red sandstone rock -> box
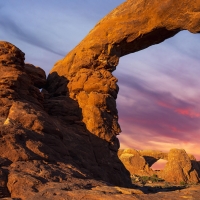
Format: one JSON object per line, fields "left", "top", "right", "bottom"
{"left": 118, "top": 149, "right": 153, "bottom": 176}
{"left": 138, "top": 150, "right": 168, "bottom": 167}
{"left": 162, "top": 149, "right": 199, "bottom": 184}
{"left": 24, "top": 63, "right": 46, "bottom": 89}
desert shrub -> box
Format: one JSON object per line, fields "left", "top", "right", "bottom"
{"left": 150, "top": 174, "right": 164, "bottom": 183}
{"left": 140, "top": 176, "right": 149, "bottom": 184}
{"left": 180, "top": 181, "right": 187, "bottom": 186}
{"left": 131, "top": 174, "right": 164, "bottom": 185}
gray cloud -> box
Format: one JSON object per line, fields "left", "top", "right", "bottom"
{"left": 0, "top": 15, "right": 65, "bottom": 57}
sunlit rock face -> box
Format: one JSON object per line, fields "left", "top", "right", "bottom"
{"left": 162, "top": 149, "right": 200, "bottom": 184}
{"left": 118, "top": 149, "right": 153, "bottom": 176}
{"left": 49, "top": 0, "right": 200, "bottom": 142}
{"left": 118, "top": 149, "right": 168, "bottom": 177}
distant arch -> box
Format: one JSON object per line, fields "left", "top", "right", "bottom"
{"left": 151, "top": 159, "right": 168, "bottom": 171}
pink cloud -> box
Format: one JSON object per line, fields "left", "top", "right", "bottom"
{"left": 175, "top": 108, "right": 200, "bottom": 118}
{"left": 157, "top": 100, "right": 200, "bottom": 118}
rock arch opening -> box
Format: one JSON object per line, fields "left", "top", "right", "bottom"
{"left": 115, "top": 30, "right": 200, "bottom": 159}
{"left": 151, "top": 159, "right": 168, "bottom": 171}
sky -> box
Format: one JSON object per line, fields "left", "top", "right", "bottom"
{"left": 1, "top": 1, "right": 200, "bottom": 161}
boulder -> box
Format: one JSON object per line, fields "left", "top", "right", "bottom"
{"left": 118, "top": 149, "right": 153, "bottom": 176}
{"left": 162, "top": 149, "right": 199, "bottom": 184}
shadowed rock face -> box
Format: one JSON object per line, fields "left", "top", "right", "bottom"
{"left": 49, "top": 0, "right": 200, "bottom": 142}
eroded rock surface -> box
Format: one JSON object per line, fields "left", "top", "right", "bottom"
{"left": 162, "top": 149, "right": 199, "bottom": 184}
{"left": 24, "top": 63, "right": 46, "bottom": 89}
{"left": 118, "top": 149, "right": 153, "bottom": 176}
{"left": 49, "top": 0, "right": 200, "bottom": 143}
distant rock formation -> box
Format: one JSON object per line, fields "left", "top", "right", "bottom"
{"left": 138, "top": 150, "right": 168, "bottom": 167}
{"left": 118, "top": 149, "right": 153, "bottom": 176}
{"left": 162, "top": 149, "right": 199, "bottom": 184}
{"left": 118, "top": 148, "right": 200, "bottom": 184}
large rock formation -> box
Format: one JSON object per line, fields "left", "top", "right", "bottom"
{"left": 119, "top": 148, "right": 200, "bottom": 184}
{"left": 49, "top": 0, "right": 200, "bottom": 143}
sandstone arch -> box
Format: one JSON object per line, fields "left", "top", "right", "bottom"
{"left": 139, "top": 150, "right": 168, "bottom": 167}
{"left": 48, "top": 0, "right": 200, "bottom": 143}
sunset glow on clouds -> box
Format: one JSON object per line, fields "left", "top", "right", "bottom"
{"left": 115, "top": 31, "right": 200, "bottom": 160}
{"left": 1, "top": 1, "right": 200, "bottom": 160}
